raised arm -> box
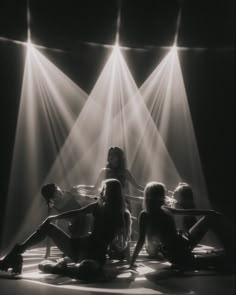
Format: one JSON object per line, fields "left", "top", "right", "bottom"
{"left": 124, "top": 210, "right": 132, "bottom": 242}
{"left": 126, "top": 169, "right": 144, "bottom": 193}
{"left": 166, "top": 206, "right": 220, "bottom": 216}
{"left": 130, "top": 211, "right": 147, "bottom": 268}
{"left": 72, "top": 169, "right": 106, "bottom": 194}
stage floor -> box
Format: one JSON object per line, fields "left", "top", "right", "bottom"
{"left": 0, "top": 245, "right": 235, "bottom": 295}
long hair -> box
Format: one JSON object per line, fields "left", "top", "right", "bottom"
{"left": 99, "top": 178, "right": 126, "bottom": 215}
{"left": 143, "top": 182, "right": 167, "bottom": 214}
{"left": 106, "top": 146, "right": 126, "bottom": 170}
{"left": 173, "top": 182, "right": 195, "bottom": 209}
{"left": 99, "top": 179, "right": 130, "bottom": 246}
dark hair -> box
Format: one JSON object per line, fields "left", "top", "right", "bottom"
{"left": 99, "top": 178, "right": 126, "bottom": 212}
{"left": 173, "top": 182, "right": 195, "bottom": 208}
{"left": 99, "top": 179, "right": 128, "bottom": 242}
{"left": 143, "top": 182, "right": 166, "bottom": 213}
{"left": 106, "top": 146, "right": 126, "bottom": 170}
{"left": 41, "top": 183, "right": 57, "bottom": 202}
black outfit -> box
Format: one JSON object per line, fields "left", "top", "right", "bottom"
{"left": 138, "top": 209, "right": 195, "bottom": 266}
{"left": 71, "top": 203, "right": 129, "bottom": 265}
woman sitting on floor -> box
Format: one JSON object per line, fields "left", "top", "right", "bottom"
{"left": 73, "top": 145, "right": 144, "bottom": 256}
{"left": 130, "top": 181, "right": 235, "bottom": 272}
{"left": 0, "top": 179, "right": 131, "bottom": 280}
{"left": 172, "top": 182, "right": 198, "bottom": 231}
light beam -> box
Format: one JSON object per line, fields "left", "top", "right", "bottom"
{"left": 139, "top": 48, "right": 210, "bottom": 209}
{"left": 2, "top": 46, "right": 87, "bottom": 252}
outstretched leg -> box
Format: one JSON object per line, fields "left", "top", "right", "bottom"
{"left": 0, "top": 218, "right": 80, "bottom": 273}
{"left": 188, "top": 215, "right": 211, "bottom": 248}
{"left": 189, "top": 213, "right": 235, "bottom": 262}
{"left": 18, "top": 219, "right": 78, "bottom": 261}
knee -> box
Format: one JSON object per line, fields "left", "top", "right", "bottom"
{"left": 37, "top": 219, "right": 54, "bottom": 234}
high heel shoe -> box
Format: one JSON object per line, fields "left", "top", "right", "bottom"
{"left": 0, "top": 244, "right": 23, "bottom": 274}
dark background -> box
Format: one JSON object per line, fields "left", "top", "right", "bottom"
{"left": 0, "top": 0, "right": 235, "bottom": 236}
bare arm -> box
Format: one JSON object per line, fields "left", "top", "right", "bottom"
{"left": 126, "top": 195, "right": 143, "bottom": 203}
{"left": 48, "top": 202, "right": 97, "bottom": 221}
{"left": 72, "top": 169, "right": 106, "bottom": 194}
{"left": 124, "top": 210, "right": 132, "bottom": 263}
{"left": 93, "top": 168, "right": 106, "bottom": 189}
{"left": 130, "top": 211, "right": 147, "bottom": 268}
{"left": 166, "top": 206, "right": 220, "bottom": 216}
{"left": 126, "top": 169, "right": 144, "bottom": 192}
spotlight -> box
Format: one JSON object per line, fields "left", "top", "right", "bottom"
{"left": 27, "top": 39, "right": 33, "bottom": 51}
{"left": 171, "top": 44, "right": 177, "bottom": 54}
{"left": 114, "top": 42, "right": 120, "bottom": 52}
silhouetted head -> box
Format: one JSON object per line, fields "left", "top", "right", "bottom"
{"left": 173, "top": 182, "right": 195, "bottom": 209}
{"left": 41, "top": 183, "right": 63, "bottom": 205}
{"left": 99, "top": 178, "right": 126, "bottom": 211}
{"left": 143, "top": 182, "right": 167, "bottom": 213}
{"left": 106, "top": 146, "right": 125, "bottom": 169}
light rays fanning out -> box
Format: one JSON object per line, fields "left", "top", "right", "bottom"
{"left": 44, "top": 45, "right": 180, "bottom": 199}
{"left": 140, "top": 47, "right": 210, "bottom": 208}
{"left": 2, "top": 44, "right": 87, "bottom": 252}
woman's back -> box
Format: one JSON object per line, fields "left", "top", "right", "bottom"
{"left": 87, "top": 179, "right": 129, "bottom": 264}
{"left": 145, "top": 206, "right": 194, "bottom": 264}
{"left": 146, "top": 206, "right": 178, "bottom": 244}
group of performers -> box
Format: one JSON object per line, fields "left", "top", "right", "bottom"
{"left": 0, "top": 146, "right": 235, "bottom": 281}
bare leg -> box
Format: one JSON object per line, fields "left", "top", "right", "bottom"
{"left": 18, "top": 220, "right": 77, "bottom": 261}
{"left": 188, "top": 216, "right": 211, "bottom": 249}
{"left": 189, "top": 214, "right": 235, "bottom": 262}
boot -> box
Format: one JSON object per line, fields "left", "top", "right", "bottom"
{"left": 0, "top": 244, "right": 23, "bottom": 274}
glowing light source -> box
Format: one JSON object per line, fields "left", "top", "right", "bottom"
{"left": 171, "top": 44, "right": 177, "bottom": 54}
{"left": 26, "top": 40, "right": 33, "bottom": 51}
{"left": 114, "top": 42, "right": 120, "bottom": 51}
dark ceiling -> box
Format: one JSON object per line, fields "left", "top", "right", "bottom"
{"left": 0, "top": 0, "right": 234, "bottom": 49}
